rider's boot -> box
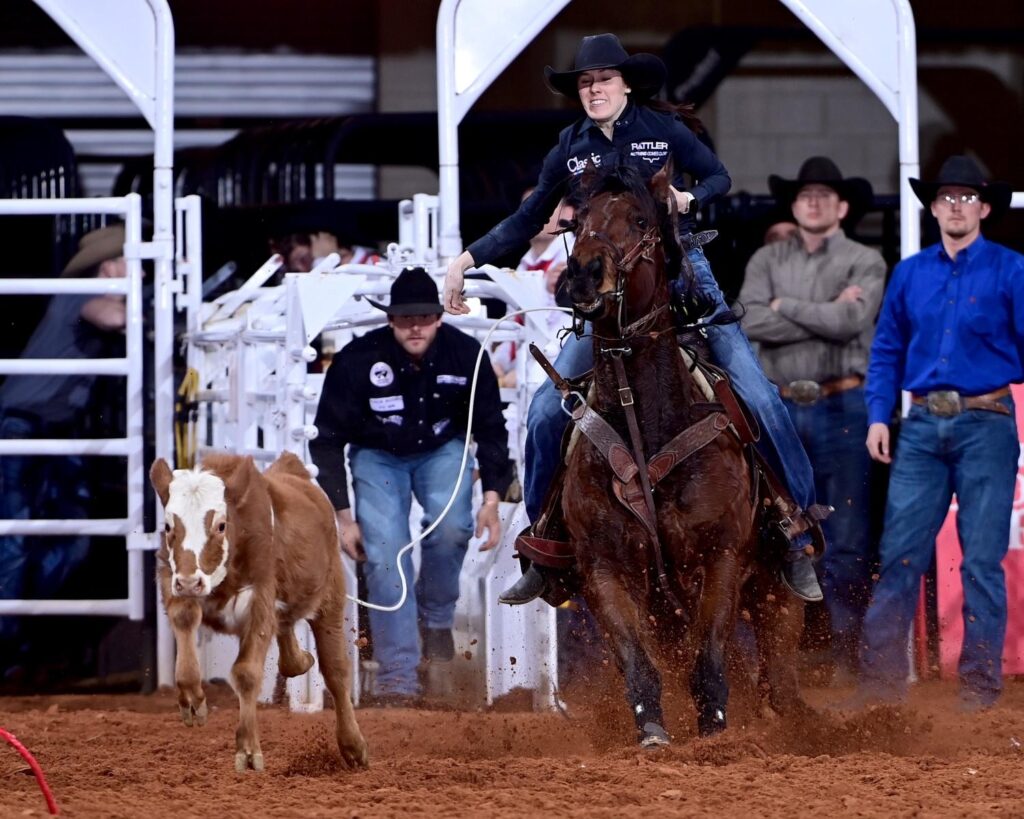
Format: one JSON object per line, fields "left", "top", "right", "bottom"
{"left": 780, "top": 520, "right": 827, "bottom": 603}
{"left": 498, "top": 564, "right": 548, "bottom": 606}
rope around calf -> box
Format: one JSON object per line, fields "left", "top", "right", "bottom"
{"left": 0, "top": 727, "right": 60, "bottom": 815}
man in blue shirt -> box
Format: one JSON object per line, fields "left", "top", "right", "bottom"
{"left": 856, "top": 155, "right": 1022, "bottom": 711}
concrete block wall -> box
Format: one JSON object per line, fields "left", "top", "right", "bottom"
{"left": 712, "top": 75, "right": 900, "bottom": 196}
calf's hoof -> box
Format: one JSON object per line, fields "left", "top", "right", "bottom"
{"left": 179, "top": 699, "right": 208, "bottom": 727}
{"left": 235, "top": 750, "right": 265, "bottom": 772}
{"left": 639, "top": 722, "right": 670, "bottom": 749}
{"left": 697, "top": 706, "right": 727, "bottom": 736}
{"left": 338, "top": 733, "right": 370, "bottom": 770}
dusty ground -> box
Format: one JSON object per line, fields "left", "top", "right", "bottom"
{"left": 3, "top": 676, "right": 1024, "bottom": 818}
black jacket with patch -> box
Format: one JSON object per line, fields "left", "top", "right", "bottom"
{"left": 310, "top": 323, "right": 512, "bottom": 511}
{"left": 467, "top": 100, "right": 731, "bottom": 266}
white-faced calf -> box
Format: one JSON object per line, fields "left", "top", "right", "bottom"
{"left": 150, "top": 452, "right": 368, "bottom": 772}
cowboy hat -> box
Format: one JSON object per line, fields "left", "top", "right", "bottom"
{"left": 544, "top": 33, "right": 667, "bottom": 100}
{"left": 909, "top": 155, "right": 1012, "bottom": 221}
{"left": 61, "top": 223, "right": 126, "bottom": 277}
{"left": 768, "top": 157, "right": 874, "bottom": 217}
{"left": 366, "top": 267, "right": 443, "bottom": 317}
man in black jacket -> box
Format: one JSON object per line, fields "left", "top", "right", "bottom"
{"left": 311, "top": 267, "right": 512, "bottom": 703}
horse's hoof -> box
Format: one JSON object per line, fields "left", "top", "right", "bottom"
{"left": 193, "top": 700, "right": 208, "bottom": 727}
{"left": 179, "top": 704, "right": 193, "bottom": 727}
{"left": 235, "top": 750, "right": 264, "bottom": 772}
{"left": 698, "top": 707, "right": 727, "bottom": 736}
{"left": 639, "top": 722, "right": 671, "bottom": 749}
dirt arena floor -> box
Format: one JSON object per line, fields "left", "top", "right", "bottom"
{"left": 3, "top": 674, "right": 1024, "bottom": 818}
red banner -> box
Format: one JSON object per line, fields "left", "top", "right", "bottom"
{"left": 934, "top": 384, "right": 1024, "bottom": 676}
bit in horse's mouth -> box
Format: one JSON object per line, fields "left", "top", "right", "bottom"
{"left": 574, "top": 297, "right": 605, "bottom": 316}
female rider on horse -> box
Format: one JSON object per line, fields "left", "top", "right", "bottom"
{"left": 443, "top": 33, "right": 825, "bottom": 603}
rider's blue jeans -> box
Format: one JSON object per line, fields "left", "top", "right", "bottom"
{"left": 524, "top": 246, "right": 817, "bottom": 523}
{"left": 858, "top": 399, "right": 1018, "bottom": 705}
{"left": 349, "top": 438, "right": 474, "bottom": 696}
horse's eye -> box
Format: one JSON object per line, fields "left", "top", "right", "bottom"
{"left": 636, "top": 217, "right": 648, "bottom": 229}
{"left": 164, "top": 521, "right": 171, "bottom": 534}
{"left": 217, "top": 521, "right": 226, "bottom": 534}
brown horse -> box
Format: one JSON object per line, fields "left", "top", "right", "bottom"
{"left": 560, "top": 161, "right": 805, "bottom": 746}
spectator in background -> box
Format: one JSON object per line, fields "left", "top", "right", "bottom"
{"left": 855, "top": 156, "right": 1022, "bottom": 712}
{"left": 764, "top": 220, "right": 798, "bottom": 246}
{"left": 739, "top": 156, "right": 886, "bottom": 682}
{"left": 0, "top": 224, "right": 130, "bottom": 682}
{"left": 491, "top": 191, "right": 575, "bottom": 388}
{"left": 310, "top": 267, "right": 513, "bottom": 704}
{"left": 310, "top": 230, "right": 381, "bottom": 268}
{"left": 270, "top": 232, "right": 314, "bottom": 273}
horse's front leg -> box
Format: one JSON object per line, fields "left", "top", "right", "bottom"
{"left": 166, "top": 597, "right": 207, "bottom": 727}
{"left": 584, "top": 567, "right": 669, "bottom": 749}
{"left": 690, "top": 546, "right": 743, "bottom": 736}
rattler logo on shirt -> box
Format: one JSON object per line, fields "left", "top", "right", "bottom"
{"left": 370, "top": 361, "right": 394, "bottom": 387}
{"left": 630, "top": 140, "right": 669, "bottom": 164}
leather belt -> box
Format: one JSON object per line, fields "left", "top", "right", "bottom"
{"left": 779, "top": 374, "right": 864, "bottom": 405}
{"left": 911, "top": 387, "right": 1011, "bottom": 417}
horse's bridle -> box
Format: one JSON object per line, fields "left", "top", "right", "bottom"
{"left": 572, "top": 200, "right": 662, "bottom": 340}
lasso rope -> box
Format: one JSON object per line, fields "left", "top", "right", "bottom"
{"left": 0, "top": 727, "right": 60, "bottom": 815}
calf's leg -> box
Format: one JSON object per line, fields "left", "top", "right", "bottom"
{"left": 231, "top": 602, "right": 275, "bottom": 772}
{"left": 277, "top": 619, "right": 315, "bottom": 678}
{"left": 167, "top": 598, "right": 207, "bottom": 727}
{"left": 310, "top": 588, "right": 369, "bottom": 769}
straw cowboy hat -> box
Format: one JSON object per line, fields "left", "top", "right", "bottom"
{"left": 768, "top": 156, "right": 874, "bottom": 218}
{"left": 366, "top": 267, "right": 443, "bottom": 317}
{"left": 61, "top": 223, "right": 126, "bottom": 277}
{"left": 909, "top": 155, "right": 1012, "bottom": 222}
{"left": 544, "top": 33, "right": 667, "bottom": 100}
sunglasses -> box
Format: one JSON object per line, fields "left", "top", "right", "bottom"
{"left": 938, "top": 193, "right": 980, "bottom": 206}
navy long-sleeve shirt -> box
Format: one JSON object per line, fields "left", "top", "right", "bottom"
{"left": 865, "top": 235, "right": 1024, "bottom": 426}
{"left": 466, "top": 101, "right": 731, "bottom": 267}
{"left": 310, "top": 323, "right": 513, "bottom": 511}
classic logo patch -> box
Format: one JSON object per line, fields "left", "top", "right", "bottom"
{"left": 380, "top": 414, "right": 403, "bottom": 426}
{"left": 370, "top": 362, "right": 394, "bottom": 387}
{"left": 369, "top": 395, "right": 404, "bottom": 412}
{"left": 436, "top": 374, "right": 467, "bottom": 386}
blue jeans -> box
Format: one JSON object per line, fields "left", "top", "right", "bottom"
{"left": 350, "top": 437, "right": 474, "bottom": 696}
{"left": 859, "top": 399, "right": 1018, "bottom": 704}
{"left": 0, "top": 414, "right": 91, "bottom": 647}
{"left": 524, "top": 246, "right": 817, "bottom": 521}
{"left": 785, "top": 388, "right": 873, "bottom": 667}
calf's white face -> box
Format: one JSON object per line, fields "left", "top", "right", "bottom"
{"left": 162, "top": 468, "right": 231, "bottom": 597}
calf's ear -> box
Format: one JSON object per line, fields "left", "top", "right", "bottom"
{"left": 150, "top": 458, "right": 173, "bottom": 506}
{"left": 224, "top": 455, "right": 256, "bottom": 506}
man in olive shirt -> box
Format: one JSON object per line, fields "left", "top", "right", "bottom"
{"left": 739, "top": 157, "right": 886, "bottom": 680}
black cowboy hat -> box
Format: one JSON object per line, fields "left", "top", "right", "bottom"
{"left": 366, "top": 267, "right": 443, "bottom": 317}
{"left": 768, "top": 156, "right": 874, "bottom": 217}
{"left": 544, "top": 33, "right": 667, "bottom": 100}
{"left": 909, "top": 155, "right": 1012, "bottom": 222}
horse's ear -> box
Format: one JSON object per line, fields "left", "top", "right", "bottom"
{"left": 578, "top": 160, "right": 601, "bottom": 200}
{"left": 150, "top": 458, "right": 173, "bottom": 507}
{"left": 224, "top": 455, "right": 256, "bottom": 505}
{"left": 650, "top": 156, "right": 675, "bottom": 205}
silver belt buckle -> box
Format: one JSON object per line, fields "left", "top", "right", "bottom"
{"left": 788, "top": 379, "right": 821, "bottom": 406}
{"left": 926, "top": 390, "right": 962, "bottom": 417}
